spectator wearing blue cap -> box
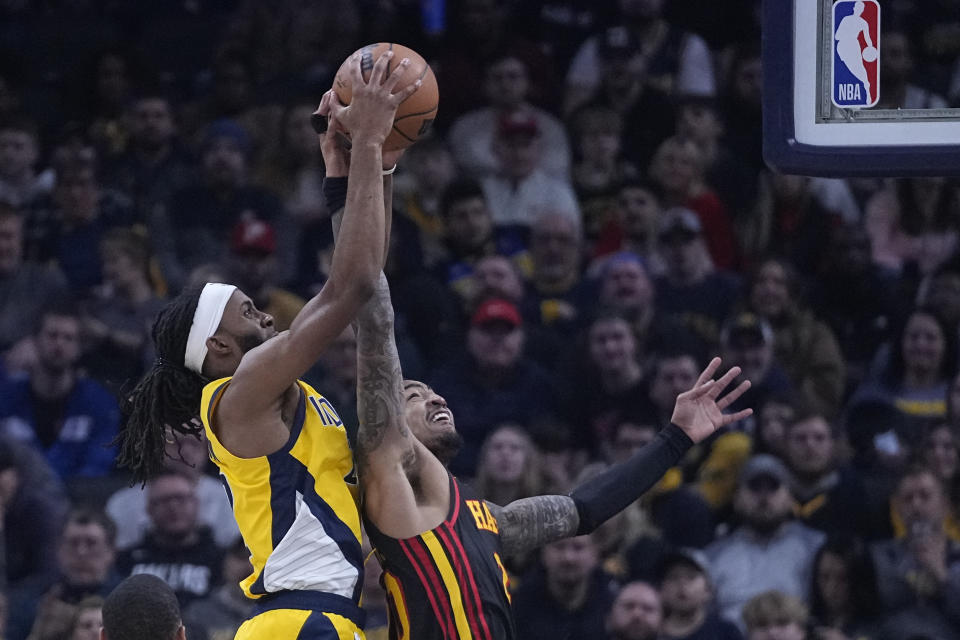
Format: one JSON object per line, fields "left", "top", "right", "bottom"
{"left": 597, "top": 251, "right": 676, "bottom": 361}
{"left": 151, "top": 119, "right": 288, "bottom": 290}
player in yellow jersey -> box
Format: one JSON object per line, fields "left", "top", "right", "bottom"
{"left": 115, "top": 51, "right": 420, "bottom": 640}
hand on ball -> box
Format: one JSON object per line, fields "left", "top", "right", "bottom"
{"left": 327, "top": 51, "right": 420, "bottom": 147}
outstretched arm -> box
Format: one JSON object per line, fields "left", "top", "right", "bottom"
{"left": 353, "top": 273, "right": 416, "bottom": 476}
{"left": 224, "top": 56, "right": 418, "bottom": 415}
{"left": 488, "top": 357, "right": 752, "bottom": 558}
{"left": 329, "top": 147, "right": 448, "bottom": 536}
{"left": 487, "top": 423, "right": 690, "bottom": 558}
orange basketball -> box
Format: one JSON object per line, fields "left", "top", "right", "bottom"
{"left": 333, "top": 43, "right": 439, "bottom": 151}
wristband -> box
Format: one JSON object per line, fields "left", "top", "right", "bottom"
{"left": 322, "top": 176, "right": 348, "bottom": 213}
{"left": 382, "top": 164, "right": 397, "bottom": 176}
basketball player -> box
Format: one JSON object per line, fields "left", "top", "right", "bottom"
{"left": 331, "top": 210, "right": 752, "bottom": 637}
{"left": 115, "top": 52, "right": 420, "bottom": 640}
{"left": 102, "top": 574, "right": 185, "bottom": 640}
{"left": 835, "top": 1, "right": 874, "bottom": 96}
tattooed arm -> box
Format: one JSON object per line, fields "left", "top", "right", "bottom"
{"left": 486, "top": 497, "right": 579, "bottom": 558}
{"left": 335, "top": 176, "right": 450, "bottom": 535}
{"left": 486, "top": 358, "right": 753, "bottom": 557}
{"left": 485, "top": 423, "right": 693, "bottom": 558}
{"left": 353, "top": 272, "right": 415, "bottom": 475}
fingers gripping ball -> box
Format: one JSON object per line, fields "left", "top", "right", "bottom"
{"left": 333, "top": 43, "right": 439, "bottom": 151}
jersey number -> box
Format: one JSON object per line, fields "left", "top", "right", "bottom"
{"left": 493, "top": 552, "right": 512, "bottom": 603}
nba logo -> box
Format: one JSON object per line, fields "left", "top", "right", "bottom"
{"left": 832, "top": 0, "right": 880, "bottom": 108}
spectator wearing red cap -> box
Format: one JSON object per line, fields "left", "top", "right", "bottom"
{"left": 152, "top": 119, "right": 287, "bottom": 290}
{"left": 449, "top": 54, "right": 572, "bottom": 181}
{"left": 226, "top": 218, "right": 305, "bottom": 331}
{"left": 427, "top": 297, "right": 559, "bottom": 476}
{"left": 481, "top": 110, "right": 581, "bottom": 230}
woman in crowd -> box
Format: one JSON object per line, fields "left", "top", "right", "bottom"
{"left": 808, "top": 536, "right": 880, "bottom": 640}
{"left": 852, "top": 306, "right": 958, "bottom": 430}
{"left": 472, "top": 424, "right": 546, "bottom": 507}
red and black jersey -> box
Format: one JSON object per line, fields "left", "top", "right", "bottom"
{"left": 365, "top": 474, "right": 515, "bottom": 640}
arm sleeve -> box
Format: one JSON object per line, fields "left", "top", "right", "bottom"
{"left": 570, "top": 423, "right": 693, "bottom": 535}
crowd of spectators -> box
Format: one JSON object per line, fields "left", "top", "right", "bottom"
{"left": 2, "top": 0, "right": 960, "bottom": 639}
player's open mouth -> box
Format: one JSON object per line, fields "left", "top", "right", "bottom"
{"left": 430, "top": 410, "right": 452, "bottom": 423}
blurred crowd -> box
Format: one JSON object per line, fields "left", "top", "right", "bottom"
{"left": 2, "top": 1, "right": 960, "bottom": 639}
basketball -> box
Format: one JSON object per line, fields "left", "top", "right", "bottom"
{"left": 862, "top": 46, "right": 878, "bottom": 62}
{"left": 333, "top": 43, "right": 439, "bottom": 151}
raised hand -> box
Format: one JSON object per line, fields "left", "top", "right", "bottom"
{"left": 314, "top": 91, "right": 351, "bottom": 178}
{"left": 671, "top": 357, "right": 752, "bottom": 443}
{"left": 329, "top": 51, "right": 421, "bottom": 147}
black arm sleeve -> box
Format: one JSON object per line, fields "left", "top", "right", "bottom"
{"left": 323, "top": 176, "right": 348, "bottom": 214}
{"left": 570, "top": 423, "right": 693, "bottom": 535}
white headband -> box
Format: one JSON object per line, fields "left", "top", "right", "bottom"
{"left": 184, "top": 283, "right": 237, "bottom": 374}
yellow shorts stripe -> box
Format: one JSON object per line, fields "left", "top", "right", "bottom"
{"left": 233, "top": 609, "right": 365, "bottom": 640}
{"left": 421, "top": 531, "right": 474, "bottom": 640}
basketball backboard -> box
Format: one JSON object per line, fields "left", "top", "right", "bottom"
{"left": 763, "top": 0, "right": 960, "bottom": 176}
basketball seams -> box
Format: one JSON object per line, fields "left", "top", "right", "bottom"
{"left": 394, "top": 105, "right": 439, "bottom": 122}
{"left": 334, "top": 43, "right": 437, "bottom": 150}
{"left": 390, "top": 126, "right": 417, "bottom": 143}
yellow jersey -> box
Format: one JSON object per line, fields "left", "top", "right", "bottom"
{"left": 201, "top": 377, "right": 363, "bottom": 603}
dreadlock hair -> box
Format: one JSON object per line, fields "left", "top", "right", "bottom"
{"left": 115, "top": 285, "right": 207, "bottom": 485}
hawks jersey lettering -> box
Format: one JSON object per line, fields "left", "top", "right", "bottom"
{"left": 201, "top": 377, "right": 363, "bottom": 602}
{"left": 366, "top": 474, "right": 516, "bottom": 640}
